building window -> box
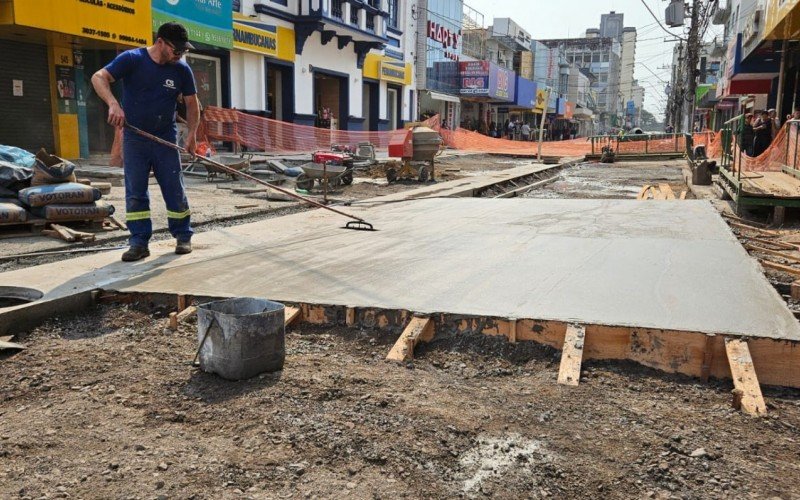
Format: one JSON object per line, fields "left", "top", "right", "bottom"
{"left": 351, "top": 5, "right": 359, "bottom": 24}
{"left": 332, "top": 0, "right": 343, "bottom": 20}
{"left": 366, "top": 13, "right": 375, "bottom": 32}
{"left": 388, "top": 0, "right": 399, "bottom": 29}
{"left": 232, "top": 0, "right": 240, "bottom": 11}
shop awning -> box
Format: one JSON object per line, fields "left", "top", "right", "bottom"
{"left": 428, "top": 91, "right": 461, "bottom": 103}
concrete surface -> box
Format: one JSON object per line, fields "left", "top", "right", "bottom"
{"left": 1, "top": 198, "right": 798, "bottom": 341}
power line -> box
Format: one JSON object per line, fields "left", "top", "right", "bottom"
{"left": 639, "top": 0, "right": 687, "bottom": 41}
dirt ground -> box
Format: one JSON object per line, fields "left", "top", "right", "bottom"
{"left": 523, "top": 160, "right": 692, "bottom": 200}
{"left": 1, "top": 305, "right": 798, "bottom": 499}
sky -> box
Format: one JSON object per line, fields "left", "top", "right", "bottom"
{"left": 462, "top": 0, "right": 725, "bottom": 120}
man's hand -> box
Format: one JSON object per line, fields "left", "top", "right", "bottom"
{"left": 108, "top": 102, "right": 126, "bottom": 128}
{"left": 184, "top": 134, "right": 197, "bottom": 157}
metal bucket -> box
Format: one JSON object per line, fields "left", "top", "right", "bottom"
{"left": 196, "top": 297, "right": 285, "bottom": 380}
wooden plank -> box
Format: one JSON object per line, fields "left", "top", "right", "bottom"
{"left": 0, "top": 340, "right": 25, "bottom": 350}
{"left": 744, "top": 243, "right": 800, "bottom": 264}
{"left": 557, "top": 324, "right": 586, "bottom": 386}
{"left": 700, "top": 334, "right": 716, "bottom": 382}
{"left": 759, "top": 259, "right": 800, "bottom": 276}
{"left": 508, "top": 319, "right": 517, "bottom": 344}
{"left": 653, "top": 186, "right": 667, "bottom": 200}
{"left": 108, "top": 215, "right": 127, "bottom": 231}
{"left": 724, "top": 338, "right": 767, "bottom": 416}
{"left": 636, "top": 185, "right": 651, "bottom": 200}
{"left": 386, "top": 316, "right": 434, "bottom": 363}
{"left": 659, "top": 183, "right": 676, "bottom": 200}
{"left": 679, "top": 190, "right": 687, "bottom": 200}
{"left": 49, "top": 224, "right": 76, "bottom": 242}
{"left": 721, "top": 212, "right": 769, "bottom": 228}
{"left": 284, "top": 306, "right": 301, "bottom": 327}
{"left": 345, "top": 307, "right": 355, "bottom": 326}
{"left": 176, "top": 305, "right": 197, "bottom": 322}
{"left": 728, "top": 221, "right": 782, "bottom": 238}
{"left": 741, "top": 236, "right": 800, "bottom": 251}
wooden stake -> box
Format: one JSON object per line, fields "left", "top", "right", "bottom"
{"left": 557, "top": 324, "right": 586, "bottom": 386}
{"left": 168, "top": 312, "right": 178, "bottom": 330}
{"left": 108, "top": 215, "right": 127, "bottom": 231}
{"left": 176, "top": 306, "right": 197, "bottom": 322}
{"left": 508, "top": 319, "right": 517, "bottom": 344}
{"left": 700, "top": 334, "right": 716, "bottom": 382}
{"left": 679, "top": 190, "right": 687, "bottom": 200}
{"left": 636, "top": 185, "right": 651, "bottom": 200}
{"left": 345, "top": 307, "right": 356, "bottom": 326}
{"left": 284, "top": 306, "right": 301, "bottom": 327}
{"left": 659, "top": 183, "right": 676, "bottom": 200}
{"left": 386, "top": 317, "right": 434, "bottom": 363}
{"left": 724, "top": 338, "right": 767, "bottom": 416}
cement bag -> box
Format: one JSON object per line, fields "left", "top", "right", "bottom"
{"left": 31, "top": 148, "right": 77, "bottom": 186}
{"left": 31, "top": 201, "right": 114, "bottom": 221}
{"left": 0, "top": 199, "right": 27, "bottom": 223}
{"left": 0, "top": 145, "right": 36, "bottom": 168}
{"left": 0, "top": 159, "right": 33, "bottom": 191}
{"left": 18, "top": 182, "right": 101, "bottom": 208}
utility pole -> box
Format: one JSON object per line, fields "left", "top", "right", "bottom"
{"left": 683, "top": 0, "right": 701, "bottom": 133}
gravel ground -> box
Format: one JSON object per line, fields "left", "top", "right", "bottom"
{"left": 1, "top": 305, "right": 798, "bottom": 499}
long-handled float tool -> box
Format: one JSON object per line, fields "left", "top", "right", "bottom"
{"left": 124, "top": 123, "right": 375, "bottom": 231}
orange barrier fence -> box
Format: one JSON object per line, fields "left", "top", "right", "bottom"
{"left": 199, "top": 106, "right": 721, "bottom": 159}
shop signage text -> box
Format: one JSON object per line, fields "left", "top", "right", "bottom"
{"left": 428, "top": 20, "right": 460, "bottom": 61}
{"left": 11, "top": 0, "right": 151, "bottom": 46}
{"left": 379, "top": 62, "right": 407, "bottom": 85}
{"left": 153, "top": 0, "right": 233, "bottom": 49}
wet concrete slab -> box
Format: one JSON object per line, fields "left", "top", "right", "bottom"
{"left": 1, "top": 198, "right": 798, "bottom": 341}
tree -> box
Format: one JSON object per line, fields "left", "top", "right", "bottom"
{"left": 640, "top": 109, "right": 660, "bottom": 130}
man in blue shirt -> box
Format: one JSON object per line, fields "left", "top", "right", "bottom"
{"left": 91, "top": 22, "right": 200, "bottom": 261}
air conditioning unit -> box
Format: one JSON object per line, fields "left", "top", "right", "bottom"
{"left": 665, "top": 0, "right": 686, "bottom": 28}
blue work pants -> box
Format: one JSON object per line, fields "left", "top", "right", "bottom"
{"left": 123, "top": 131, "right": 192, "bottom": 248}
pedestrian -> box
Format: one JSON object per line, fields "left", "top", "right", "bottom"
{"left": 740, "top": 113, "right": 755, "bottom": 157}
{"left": 506, "top": 120, "right": 515, "bottom": 140}
{"left": 752, "top": 111, "right": 773, "bottom": 157}
{"left": 521, "top": 122, "right": 531, "bottom": 141}
{"left": 92, "top": 22, "right": 199, "bottom": 262}
{"left": 768, "top": 108, "right": 780, "bottom": 139}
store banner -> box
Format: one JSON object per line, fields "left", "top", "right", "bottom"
{"left": 556, "top": 98, "right": 567, "bottom": 116}
{"left": 489, "top": 64, "right": 515, "bottom": 102}
{"left": 765, "top": 0, "right": 800, "bottom": 39}
{"left": 153, "top": 0, "right": 232, "bottom": 49}
{"left": 459, "top": 61, "right": 490, "bottom": 96}
{"left": 10, "top": 0, "right": 150, "bottom": 46}
{"left": 232, "top": 13, "right": 294, "bottom": 61}
{"left": 514, "top": 76, "right": 537, "bottom": 109}
{"left": 562, "top": 102, "right": 574, "bottom": 119}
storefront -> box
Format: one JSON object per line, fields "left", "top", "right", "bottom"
{"left": 230, "top": 11, "right": 295, "bottom": 121}
{"left": 362, "top": 54, "right": 414, "bottom": 130}
{"left": 152, "top": 0, "right": 233, "bottom": 111}
{"left": 717, "top": 34, "right": 780, "bottom": 111}
{"left": 459, "top": 61, "right": 515, "bottom": 134}
{"left": 417, "top": 0, "right": 464, "bottom": 129}
{"left": 0, "top": 0, "right": 151, "bottom": 158}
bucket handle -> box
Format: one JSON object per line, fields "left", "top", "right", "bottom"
{"left": 192, "top": 316, "right": 218, "bottom": 366}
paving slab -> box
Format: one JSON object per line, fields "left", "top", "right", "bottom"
{"left": 1, "top": 198, "right": 798, "bottom": 341}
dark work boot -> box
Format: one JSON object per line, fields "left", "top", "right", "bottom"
{"left": 175, "top": 240, "right": 192, "bottom": 255}
{"left": 121, "top": 246, "right": 150, "bottom": 262}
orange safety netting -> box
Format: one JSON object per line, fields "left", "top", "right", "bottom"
{"left": 727, "top": 123, "right": 796, "bottom": 173}
{"left": 198, "top": 106, "right": 722, "bottom": 159}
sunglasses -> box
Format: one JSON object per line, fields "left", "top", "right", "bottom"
{"left": 163, "top": 39, "right": 189, "bottom": 56}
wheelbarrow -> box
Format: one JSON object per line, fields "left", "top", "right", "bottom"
{"left": 295, "top": 162, "right": 353, "bottom": 191}
{"left": 183, "top": 154, "right": 250, "bottom": 181}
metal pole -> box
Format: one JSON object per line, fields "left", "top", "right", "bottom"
{"left": 777, "top": 41, "right": 788, "bottom": 118}
{"left": 537, "top": 87, "right": 551, "bottom": 162}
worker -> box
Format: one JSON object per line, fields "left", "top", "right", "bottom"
{"left": 91, "top": 22, "right": 199, "bottom": 262}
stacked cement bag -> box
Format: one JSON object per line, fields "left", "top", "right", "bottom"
{"left": 17, "top": 149, "right": 114, "bottom": 221}
{"left": 0, "top": 146, "right": 34, "bottom": 222}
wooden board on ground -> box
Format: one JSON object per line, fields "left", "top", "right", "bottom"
{"left": 557, "top": 324, "right": 586, "bottom": 386}
{"left": 724, "top": 338, "right": 767, "bottom": 416}
{"left": 740, "top": 171, "right": 800, "bottom": 199}
{"left": 386, "top": 316, "right": 434, "bottom": 362}
{"left": 284, "top": 306, "right": 301, "bottom": 327}
{"left": 659, "top": 184, "right": 676, "bottom": 200}
{"left": 0, "top": 339, "right": 25, "bottom": 350}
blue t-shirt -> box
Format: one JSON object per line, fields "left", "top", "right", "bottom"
{"left": 104, "top": 48, "right": 196, "bottom": 138}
